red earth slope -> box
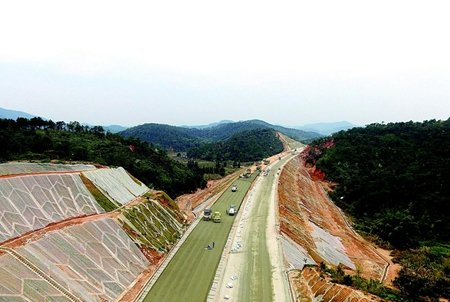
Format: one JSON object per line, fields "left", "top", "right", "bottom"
{"left": 278, "top": 154, "right": 394, "bottom": 294}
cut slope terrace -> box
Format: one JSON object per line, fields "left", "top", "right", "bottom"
{"left": 0, "top": 162, "right": 185, "bottom": 302}
{"left": 278, "top": 154, "right": 398, "bottom": 301}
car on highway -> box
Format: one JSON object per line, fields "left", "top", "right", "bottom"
{"left": 227, "top": 205, "right": 237, "bottom": 216}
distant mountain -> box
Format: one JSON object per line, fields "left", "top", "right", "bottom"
{"left": 295, "top": 121, "right": 357, "bottom": 136}
{"left": 0, "top": 108, "right": 128, "bottom": 133}
{"left": 0, "top": 107, "right": 39, "bottom": 120}
{"left": 182, "top": 120, "right": 234, "bottom": 129}
{"left": 103, "top": 125, "right": 128, "bottom": 133}
{"left": 120, "top": 123, "right": 205, "bottom": 151}
{"left": 120, "top": 119, "right": 322, "bottom": 151}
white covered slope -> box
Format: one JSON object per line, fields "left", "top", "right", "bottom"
{"left": 83, "top": 167, "right": 149, "bottom": 205}
{"left": 0, "top": 164, "right": 153, "bottom": 302}
{"left": 0, "top": 174, "right": 104, "bottom": 242}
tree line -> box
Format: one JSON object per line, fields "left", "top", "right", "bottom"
{"left": 0, "top": 117, "right": 206, "bottom": 197}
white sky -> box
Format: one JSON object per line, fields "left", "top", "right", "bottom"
{"left": 1, "top": 0, "right": 449, "bottom": 126}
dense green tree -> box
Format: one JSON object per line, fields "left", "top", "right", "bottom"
{"left": 306, "top": 119, "right": 450, "bottom": 300}
{"left": 307, "top": 119, "right": 450, "bottom": 248}
{"left": 187, "top": 128, "right": 284, "bottom": 162}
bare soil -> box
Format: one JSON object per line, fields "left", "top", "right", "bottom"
{"left": 291, "top": 267, "right": 382, "bottom": 302}
{"left": 278, "top": 154, "right": 396, "bottom": 284}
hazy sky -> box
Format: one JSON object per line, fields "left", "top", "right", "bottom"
{"left": 1, "top": 0, "right": 449, "bottom": 127}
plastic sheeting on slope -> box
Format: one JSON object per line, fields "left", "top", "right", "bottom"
{"left": 0, "top": 162, "right": 95, "bottom": 176}
{"left": 83, "top": 167, "right": 149, "bottom": 205}
{"left": 310, "top": 222, "right": 356, "bottom": 270}
{"left": 0, "top": 253, "right": 73, "bottom": 302}
{"left": 281, "top": 235, "right": 316, "bottom": 271}
{"left": 14, "top": 218, "right": 149, "bottom": 302}
{"left": 0, "top": 174, "right": 104, "bottom": 243}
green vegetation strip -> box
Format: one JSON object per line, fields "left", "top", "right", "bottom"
{"left": 80, "top": 174, "right": 119, "bottom": 212}
{"left": 143, "top": 173, "right": 257, "bottom": 302}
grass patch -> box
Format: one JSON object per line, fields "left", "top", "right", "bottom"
{"left": 80, "top": 174, "right": 119, "bottom": 212}
{"left": 119, "top": 197, "right": 184, "bottom": 252}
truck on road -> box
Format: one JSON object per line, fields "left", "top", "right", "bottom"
{"left": 203, "top": 208, "right": 212, "bottom": 221}
{"left": 212, "top": 211, "right": 221, "bottom": 223}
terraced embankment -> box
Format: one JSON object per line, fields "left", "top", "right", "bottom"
{"left": 0, "top": 162, "right": 95, "bottom": 176}
{"left": 118, "top": 197, "right": 184, "bottom": 252}
{"left": 0, "top": 173, "right": 104, "bottom": 242}
{"left": 83, "top": 167, "right": 149, "bottom": 205}
{"left": 15, "top": 218, "right": 149, "bottom": 301}
{"left": 141, "top": 174, "right": 257, "bottom": 302}
{"left": 0, "top": 162, "right": 186, "bottom": 302}
{"left": 278, "top": 155, "right": 390, "bottom": 301}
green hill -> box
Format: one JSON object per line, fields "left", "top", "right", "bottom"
{"left": 120, "top": 123, "right": 204, "bottom": 151}
{"left": 120, "top": 119, "right": 321, "bottom": 151}
{"left": 0, "top": 117, "right": 205, "bottom": 197}
{"left": 187, "top": 128, "right": 284, "bottom": 162}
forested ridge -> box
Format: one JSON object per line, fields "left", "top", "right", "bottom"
{"left": 305, "top": 119, "right": 450, "bottom": 301}
{"left": 0, "top": 117, "right": 206, "bottom": 197}
{"left": 187, "top": 128, "right": 284, "bottom": 162}
{"left": 121, "top": 119, "right": 320, "bottom": 151}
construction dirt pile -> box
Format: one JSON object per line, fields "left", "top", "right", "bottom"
{"left": 291, "top": 267, "right": 382, "bottom": 302}
{"left": 278, "top": 154, "right": 390, "bottom": 281}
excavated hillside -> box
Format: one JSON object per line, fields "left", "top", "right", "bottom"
{"left": 291, "top": 267, "right": 381, "bottom": 302}
{"left": 278, "top": 155, "right": 393, "bottom": 301}
{"left": 0, "top": 162, "right": 186, "bottom": 302}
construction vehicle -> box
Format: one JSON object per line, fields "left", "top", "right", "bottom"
{"left": 231, "top": 185, "right": 237, "bottom": 192}
{"left": 227, "top": 205, "right": 237, "bottom": 216}
{"left": 212, "top": 211, "right": 221, "bottom": 223}
{"left": 203, "top": 208, "right": 212, "bottom": 221}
